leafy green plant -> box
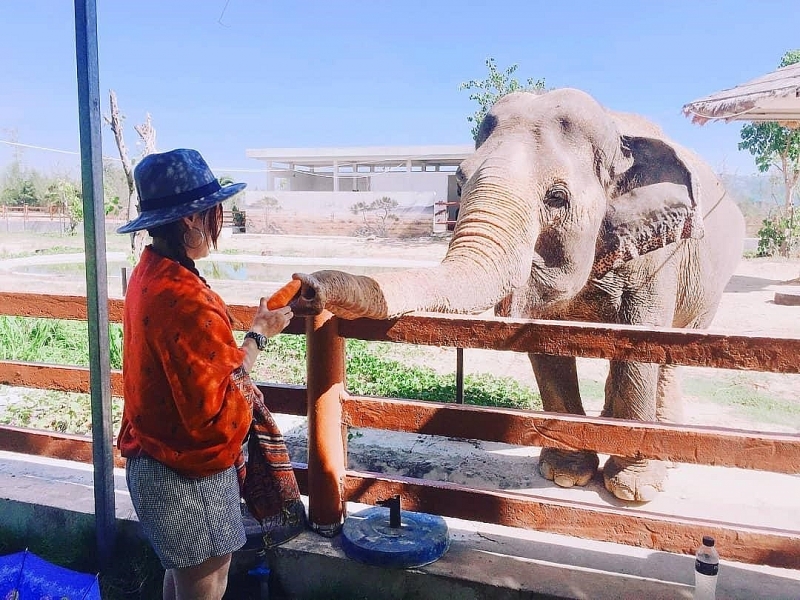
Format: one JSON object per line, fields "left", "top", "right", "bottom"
{"left": 230, "top": 204, "right": 246, "bottom": 231}
{"left": 756, "top": 211, "right": 800, "bottom": 257}
{"left": 459, "top": 57, "right": 546, "bottom": 141}
{"left": 44, "top": 178, "right": 83, "bottom": 234}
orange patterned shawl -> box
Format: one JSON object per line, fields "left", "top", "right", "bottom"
{"left": 117, "top": 246, "right": 251, "bottom": 478}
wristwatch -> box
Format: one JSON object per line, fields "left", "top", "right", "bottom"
{"left": 244, "top": 330, "right": 268, "bottom": 351}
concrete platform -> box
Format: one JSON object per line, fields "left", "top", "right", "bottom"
{"left": 774, "top": 287, "right": 800, "bottom": 306}
{"left": 1, "top": 449, "right": 799, "bottom": 599}
{"left": 278, "top": 419, "right": 800, "bottom": 534}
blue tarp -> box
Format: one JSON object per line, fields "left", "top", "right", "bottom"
{"left": 0, "top": 550, "right": 101, "bottom": 599}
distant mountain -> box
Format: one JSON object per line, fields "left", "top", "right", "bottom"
{"left": 718, "top": 172, "right": 783, "bottom": 207}
{"left": 717, "top": 172, "right": 791, "bottom": 236}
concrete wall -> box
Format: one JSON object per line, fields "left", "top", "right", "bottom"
{"left": 241, "top": 190, "right": 439, "bottom": 237}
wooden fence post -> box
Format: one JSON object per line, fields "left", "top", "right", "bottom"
{"left": 306, "top": 310, "right": 346, "bottom": 535}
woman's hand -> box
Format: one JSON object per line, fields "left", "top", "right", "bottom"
{"left": 251, "top": 297, "right": 293, "bottom": 338}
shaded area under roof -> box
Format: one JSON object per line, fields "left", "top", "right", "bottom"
{"left": 682, "top": 62, "right": 800, "bottom": 127}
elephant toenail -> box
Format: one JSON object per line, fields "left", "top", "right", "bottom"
{"left": 554, "top": 475, "right": 576, "bottom": 488}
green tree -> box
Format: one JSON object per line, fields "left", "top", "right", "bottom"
{"left": 739, "top": 50, "right": 800, "bottom": 256}
{"left": 0, "top": 150, "right": 44, "bottom": 207}
{"left": 738, "top": 50, "right": 800, "bottom": 212}
{"left": 459, "top": 57, "right": 546, "bottom": 141}
{"left": 1, "top": 178, "right": 39, "bottom": 206}
{"left": 103, "top": 160, "right": 129, "bottom": 218}
{"left": 45, "top": 177, "right": 83, "bottom": 234}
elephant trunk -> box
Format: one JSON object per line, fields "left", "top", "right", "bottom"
{"left": 297, "top": 147, "right": 539, "bottom": 320}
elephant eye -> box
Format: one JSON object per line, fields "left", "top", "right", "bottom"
{"left": 544, "top": 185, "right": 570, "bottom": 210}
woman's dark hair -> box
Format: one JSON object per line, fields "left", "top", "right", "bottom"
{"left": 146, "top": 204, "right": 239, "bottom": 325}
{"left": 147, "top": 205, "right": 223, "bottom": 283}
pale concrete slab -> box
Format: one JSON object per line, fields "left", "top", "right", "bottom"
{"left": 2, "top": 449, "right": 798, "bottom": 599}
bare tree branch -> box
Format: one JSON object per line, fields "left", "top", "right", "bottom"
{"left": 134, "top": 113, "right": 157, "bottom": 157}
{"left": 104, "top": 90, "right": 157, "bottom": 262}
{"left": 104, "top": 90, "right": 135, "bottom": 216}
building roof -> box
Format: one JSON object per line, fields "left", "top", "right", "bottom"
{"left": 246, "top": 144, "right": 474, "bottom": 167}
{"left": 682, "top": 62, "right": 800, "bottom": 127}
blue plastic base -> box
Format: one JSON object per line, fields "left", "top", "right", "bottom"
{"left": 341, "top": 507, "right": 449, "bottom": 569}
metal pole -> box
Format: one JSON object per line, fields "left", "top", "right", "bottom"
{"left": 306, "top": 311, "right": 346, "bottom": 535}
{"left": 74, "top": 0, "right": 116, "bottom": 565}
{"left": 455, "top": 347, "right": 464, "bottom": 404}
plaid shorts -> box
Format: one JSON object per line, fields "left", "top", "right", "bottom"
{"left": 126, "top": 454, "right": 246, "bottom": 569}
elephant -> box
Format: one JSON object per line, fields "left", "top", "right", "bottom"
{"left": 290, "top": 88, "right": 745, "bottom": 503}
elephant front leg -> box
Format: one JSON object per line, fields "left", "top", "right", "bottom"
{"left": 530, "top": 354, "right": 600, "bottom": 488}
{"left": 602, "top": 360, "right": 667, "bottom": 502}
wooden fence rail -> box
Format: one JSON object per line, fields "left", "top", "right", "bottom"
{"left": 1, "top": 205, "right": 66, "bottom": 219}
{"left": 1, "top": 291, "right": 799, "bottom": 569}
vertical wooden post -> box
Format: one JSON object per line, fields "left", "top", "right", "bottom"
{"left": 306, "top": 311, "right": 346, "bottom": 535}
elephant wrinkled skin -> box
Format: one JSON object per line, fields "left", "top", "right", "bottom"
{"left": 291, "top": 88, "right": 745, "bottom": 503}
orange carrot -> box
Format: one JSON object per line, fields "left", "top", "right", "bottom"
{"left": 266, "top": 279, "right": 302, "bottom": 310}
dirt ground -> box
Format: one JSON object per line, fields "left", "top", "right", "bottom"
{"left": 2, "top": 229, "right": 799, "bottom": 433}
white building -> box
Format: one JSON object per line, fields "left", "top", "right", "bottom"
{"left": 243, "top": 145, "right": 472, "bottom": 235}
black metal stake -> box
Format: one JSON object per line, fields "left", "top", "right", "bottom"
{"left": 377, "top": 494, "right": 402, "bottom": 528}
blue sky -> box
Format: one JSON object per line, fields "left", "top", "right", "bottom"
{"left": 1, "top": 0, "right": 798, "bottom": 187}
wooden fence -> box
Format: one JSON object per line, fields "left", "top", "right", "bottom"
{"left": 0, "top": 291, "right": 799, "bottom": 569}
{"left": 1, "top": 205, "right": 65, "bottom": 220}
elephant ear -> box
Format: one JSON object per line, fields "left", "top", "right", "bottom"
{"left": 592, "top": 136, "right": 707, "bottom": 279}
{"left": 592, "top": 182, "right": 700, "bottom": 279}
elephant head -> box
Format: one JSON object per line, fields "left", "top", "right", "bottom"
{"left": 291, "top": 88, "right": 705, "bottom": 320}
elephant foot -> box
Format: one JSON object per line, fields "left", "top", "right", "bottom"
{"left": 539, "top": 448, "right": 599, "bottom": 488}
{"left": 603, "top": 455, "right": 667, "bottom": 502}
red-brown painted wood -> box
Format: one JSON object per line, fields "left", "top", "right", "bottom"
{"left": 0, "top": 361, "right": 124, "bottom": 396}
{"left": 3, "top": 292, "right": 799, "bottom": 373}
{"left": 0, "top": 424, "right": 310, "bottom": 490}
{"left": 342, "top": 396, "right": 800, "bottom": 474}
{"left": 0, "top": 362, "right": 304, "bottom": 416}
{"left": 4, "top": 291, "right": 800, "bottom": 569}
{"left": 306, "top": 311, "right": 346, "bottom": 529}
{"left": 0, "top": 292, "right": 125, "bottom": 322}
{"left": 0, "top": 425, "right": 125, "bottom": 468}
{"left": 343, "top": 470, "right": 800, "bottom": 570}
{"left": 339, "top": 314, "right": 800, "bottom": 373}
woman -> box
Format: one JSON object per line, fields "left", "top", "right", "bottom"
{"left": 116, "top": 148, "right": 296, "bottom": 600}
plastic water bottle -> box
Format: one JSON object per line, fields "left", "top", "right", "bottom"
{"left": 693, "top": 535, "right": 719, "bottom": 600}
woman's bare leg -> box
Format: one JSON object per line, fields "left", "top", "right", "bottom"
{"left": 171, "top": 553, "right": 232, "bottom": 600}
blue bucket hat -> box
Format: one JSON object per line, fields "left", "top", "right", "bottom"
{"left": 116, "top": 148, "right": 246, "bottom": 234}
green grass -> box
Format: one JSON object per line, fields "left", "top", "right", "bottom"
{"left": 0, "top": 316, "right": 123, "bottom": 368}
{"left": 2, "top": 315, "right": 798, "bottom": 433}
{"left": 683, "top": 375, "right": 800, "bottom": 429}
{"left": 578, "top": 369, "right": 800, "bottom": 430}
{"left": 0, "top": 317, "right": 541, "bottom": 434}
{"left": 253, "top": 335, "right": 541, "bottom": 409}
